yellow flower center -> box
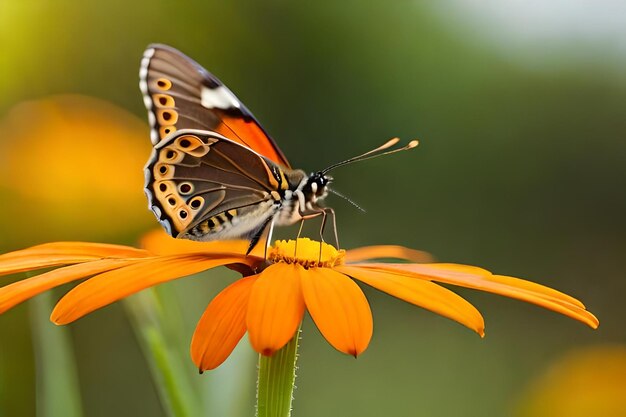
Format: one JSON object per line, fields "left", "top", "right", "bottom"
{"left": 268, "top": 238, "right": 345, "bottom": 268}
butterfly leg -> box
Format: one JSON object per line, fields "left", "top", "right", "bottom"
{"left": 297, "top": 207, "right": 337, "bottom": 261}
{"left": 297, "top": 207, "right": 325, "bottom": 260}
{"left": 294, "top": 219, "right": 305, "bottom": 257}
{"left": 264, "top": 216, "right": 277, "bottom": 260}
{"left": 326, "top": 207, "right": 339, "bottom": 248}
{"left": 318, "top": 210, "right": 329, "bottom": 243}
{"left": 316, "top": 207, "right": 339, "bottom": 261}
{"left": 317, "top": 210, "right": 329, "bottom": 262}
{"left": 314, "top": 208, "right": 337, "bottom": 244}
{"left": 296, "top": 218, "right": 305, "bottom": 240}
{"left": 247, "top": 216, "right": 275, "bottom": 256}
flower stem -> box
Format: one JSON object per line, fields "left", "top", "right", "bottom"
{"left": 30, "top": 291, "right": 83, "bottom": 417}
{"left": 124, "top": 288, "right": 202, "bottom": 417}
{"left": 257, "top": 328, "right": 301, "bottom": 417}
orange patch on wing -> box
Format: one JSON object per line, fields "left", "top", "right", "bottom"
{"left": 215, "top": 115, "right": 290, "bottom": 168}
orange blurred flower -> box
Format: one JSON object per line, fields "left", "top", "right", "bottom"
{"left": 0, "top": 231, "right": 598, "bottom": 371}
{"left": 0, "top": 95, "right": 153, "bottom": 245}
{"left": 516, "top": 345, "right": 626, "bottom": 417}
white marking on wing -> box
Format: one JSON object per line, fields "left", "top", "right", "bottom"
{"left": 147, "top": 112, "right": 158, "bottom": 143}
{"left": 138, "top": 48, "right": 154, "bottom": 96}
{"left": 201, "top": 85, "right": 241, "bottom": 109}
{"left": 139, "top": 48, "right": 159, "bottom": 144}
{"left": 139, "top": 80, "right": 148, "bottom": 95}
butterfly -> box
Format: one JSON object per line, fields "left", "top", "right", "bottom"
{"left": 140, "top": 44, "right": 416, "bottom": 253}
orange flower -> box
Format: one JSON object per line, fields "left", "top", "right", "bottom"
{"left": 0, "top": 95, "right": 154, "bottom": 244}
{"left": 0, "top": 231, "right": 598, "bottom": 371}
{"left": 516, "top": 345, "right": 626, "bottom": 417}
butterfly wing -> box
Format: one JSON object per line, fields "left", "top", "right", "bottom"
{"left": 139, "top": 44, "right": 291, "bottom": 168}
{"left": 144, "top": 129, "right": 300, "bottom": 242}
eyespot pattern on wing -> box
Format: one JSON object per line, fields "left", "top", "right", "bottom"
{"left": 151, "top": 79, "right": 178, "bottom": 140}
{"left": 151, "top": 133, "right": 223, "bottom": 231}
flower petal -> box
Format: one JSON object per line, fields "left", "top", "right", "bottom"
{"left": 140, "top": 229, "right": 264, "bottom": 259}
{"left": 191, "top": 275, "right": 257, "bottom": 371}
{"left": 0, "top": 242, "right": 149, "bottom": 277}
{"left": 492, "top": 275, "right": 599, "bottom": 328}
{"left": 338, "top": 265, "right": 485, "bottom": 336}
{"left": 0, "top": 255, "right": 105, "bottom": 277}
{"left": 246, "top": 263, "right": 305, "bottom": 356}
{"left": 0, "top": 259, "right": 139, "bottom": 314}
{"left": 51, "top": 255, "right": 241, "bottom": 324}
{"left": 484, "top": 273, "right": 586, "bottom": 308}
{"left": 0, "top": 241, "right": 149, "bottom": 260}
{"left": 345, "top": 245, "right": 433, "bottom": 263}
{"left": 301, "top": 267, "right": 373, "bottom": 356}
{"left": 406, "top": 263, "right": 585, "bottom": 309}
{"left": 356, "top": 263, "right": 598, "bottom": 329}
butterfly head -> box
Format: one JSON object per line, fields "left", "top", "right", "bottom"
{"left": 303, "top": 171, "right": 332, "bottom": 202}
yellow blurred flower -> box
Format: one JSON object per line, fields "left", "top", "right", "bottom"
{"left": 516, "top": 345, "right": 626, "bottom": 417}
{"left": 0, "top": 95, "right": 154, "bottom": 246}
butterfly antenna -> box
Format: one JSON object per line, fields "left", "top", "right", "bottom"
{"left": 322, "top": 138, "right": 418, "bottom": 174}
{"left": 327, "top": 187, "right": 366, "bottom": 213}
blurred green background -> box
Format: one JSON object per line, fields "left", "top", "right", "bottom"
{"left": 1, "top": 1, "right": 625, "bottom": 416}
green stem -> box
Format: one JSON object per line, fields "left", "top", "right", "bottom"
{"left": 124, "top": 288, "right": 202, "bottom": 417}
{"left": 257, "top": 328, "right": 301, "bottom": 417}
{"left": 30, "top": 291, "right": 84, "bottom": 417}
